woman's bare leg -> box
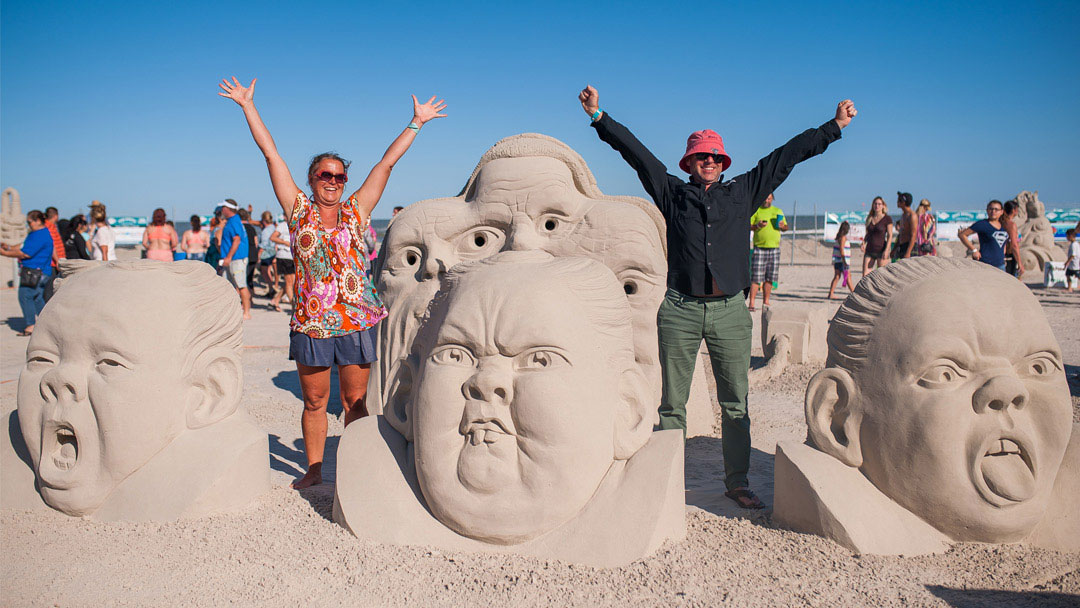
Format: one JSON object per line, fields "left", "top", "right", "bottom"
{"left": 294, "top": 362, "right": 331, "bottom": 489}
{"left": 828, "top": 270, "right": 840, "bottom": 299}
{"left": 338, "top": 363, "right": 372, "bottom": 427}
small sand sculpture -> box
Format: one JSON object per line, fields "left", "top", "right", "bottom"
{"left": 750, "top": 305, "right": 829, "bottom": 385}
{"left": 334, "top": 252, "right": 685, "bottom": 567}
{"left": 1015, "top": 190, "right": 1065, "bottom": 272}
{"left": 1, "top": 261, "right": 269, "bottom": 521}
{"left": 774, "top": 257, "right": 1077, "bottom": 554}
{"left": 369, "top": 134, "right": 669, "bottom": 417}
{"left": 1, "top": 187, "right": 27, "bottom": 247}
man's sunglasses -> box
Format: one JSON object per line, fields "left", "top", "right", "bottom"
{"left": 693, "top": 153, "right": 725, "bottom": 164}
{"left": 315, "top": 171, "right": 348, "bottom": 184}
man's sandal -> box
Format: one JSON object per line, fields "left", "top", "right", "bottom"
{"left": 725, "top": 487, "right": 766, "bottom": 509}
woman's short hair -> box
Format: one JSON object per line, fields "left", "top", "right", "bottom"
{"left": 307, "top": 152, "right": 351, "bottom": 187}
{"left": 27, "top": 210, "right": 45, "bottom": 224}
{"left": 918, "top": 198, "right": 932, "bottom": 211}
{"left": 190, "top": 215, "right": 202, "bottom": 230}
{"left": 261, "top": 211, "right": 273, "bottom": 223}
{"left": 91, "top": 206, "right": 107, "bottom": 223}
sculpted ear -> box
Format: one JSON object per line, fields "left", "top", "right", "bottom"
{"left": 805, "top": 367, "right": 863, "bottom": 467}
{"left": 186, "top": 349, "right": 242, "bottom": 429}
{"left": 614, "top": 366, "right": 655, "bottom": 460}
{"left": 383, "top": 355, "right": 416, "bottom": 441}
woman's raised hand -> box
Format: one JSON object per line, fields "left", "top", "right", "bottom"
{"left": 218, "top": 77, "right": 256, "bottom": 107}
{"left": 412, "top": 95, "right": 448, "bottom": 125}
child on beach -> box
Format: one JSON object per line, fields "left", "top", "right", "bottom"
{"left": 1065, "top": 228, "right": 1078, "bottom": 292}
{"left": 828, "top": 221, "right": 854, "bottom": 299}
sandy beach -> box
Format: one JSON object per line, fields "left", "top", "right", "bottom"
{"left": 2, "top": 243, "right": 1078, "bottom": 607}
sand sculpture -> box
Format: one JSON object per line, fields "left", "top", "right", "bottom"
{"left": 1, "top": 260, "right": 269, "bottom": 521}
{"left": 368, "top": 133, "right": 670, "bottom": 418}
{"left": 750, "top": 306, "right": 829, "bottom": 385}
{"left": 1, "top": 187, "right": 26, "bottom": 246}
{"left": 1014, "top": 191, "right": 1065, "bottom": 272}
{"left": 335, "top": 252, "right": 685, "bottom": 567}
{"left": 774, "top": 257, "right": 1077, "bottom": 555}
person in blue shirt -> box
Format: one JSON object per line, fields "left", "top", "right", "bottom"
{"left": 958, "top": 200, "right": 1009, "bottom": 271}
{"left": 217, "top": 199, "right": 251, "bottom": 319}
{"left": 0, "top": 210, "right": 56, "bottom": 335}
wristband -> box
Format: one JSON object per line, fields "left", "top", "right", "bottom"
{"left": 590, "top": 109, "right": 603, "bottom": 122}
{"left": 407, "top": 122, "right": 420, "bottom": 133}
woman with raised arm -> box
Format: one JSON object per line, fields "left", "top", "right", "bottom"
{"left": 219, "top": 76, "right": 447, "bottom": 489}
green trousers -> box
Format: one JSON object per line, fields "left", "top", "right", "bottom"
{"left": 656, "top": 288, "right": 753, "bottom": 490}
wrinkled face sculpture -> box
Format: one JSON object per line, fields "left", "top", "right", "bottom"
{"left": 377, "top": 148, "right": 667, "bottom": 408}
{"left": 18, "top": 271, "right": 194, "bottom": 515}
{"left": 856, "top": 271, "right": 1071, "bottom": 542}
{"left": 410, "top": 260, "right": 636, "bottom": 544}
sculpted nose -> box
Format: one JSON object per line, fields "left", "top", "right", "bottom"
{"left": 421, "top": 253, "right": 446, "bottom": 281}
{"left": 40, "top": 365, "right": 86, "bottom": 404}
{"left": 972, "top": 374, "right": 1029, "bottom": 415}
{"left": 463, "top": 361, "right": 513, "bottom": 405}
{"left": 505, "top": 215, "right": 541, "bottom": 251}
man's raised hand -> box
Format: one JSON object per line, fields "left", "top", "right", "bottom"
{"left": 218, "top": 77, "right": 256, "bottom": 107}
{"left": 835, "top": 99, "right": 857, "bottom": 129}
{"left": 579, "top": 85, "right": 600, "bottom": 118}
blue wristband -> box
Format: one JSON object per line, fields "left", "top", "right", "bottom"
{"left": 407, "top": 122, "right": 420, "bottom": 132}
{"left": 590, "top": 109, "right": 603, "bottom": 122}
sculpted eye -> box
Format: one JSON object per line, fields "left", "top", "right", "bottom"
{"left": 1023, "top": 353, "right": 1061, "bottom": 377}
{"left": 917, "top": 361, "right": 967, "bottom": 387}
{"left": 96, "top": 356, "right": 130, "bottom": 372}
{"left": 26, "top": 353, "right": 56, "bottom": 371}
{"left": 456, "top": 226, "right": 505, "bottom": 257}
{"left": 517, "top": 349, "right": 570, "bottom": 370}
{"left": 430, "top": 345, "right": 477, "bottom": 367}
{"left": 617, "top": 269, "right": 654, "bottom": 297}
{"left": 538, "top": 214, "right": 569, "bottom": 234}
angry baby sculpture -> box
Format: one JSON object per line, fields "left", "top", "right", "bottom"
{"left": 1, "top": 261, "right": 269, "bottom": 521}
{"left": 367, "top": 133, "right": 668, "bottom": 416}
{"left": 774, "top": 257, "right": 1077, "bottom": 554}
{"left": 333, "top": 252, "right": 685, "bottom": 567}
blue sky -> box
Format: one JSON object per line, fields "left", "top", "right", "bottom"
{"left": 2, "top": 0, "right": 1078, "bottom": 220}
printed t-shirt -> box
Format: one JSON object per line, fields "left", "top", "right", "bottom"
{"left": 969, "top": 219, "right": 1008, "bottom": 267}
{"left": 220, "top": 215, "right": 249, "bottom": 260}
{"left": 259, "top": 224, "right": 276, "bottom": 260}
{"left": 274, "top": 222, "right": 293, "bottom": 260}
{"left": 289, "top": 192, "right": 387, "bottom": 338}
{"left": 91, "top": 225, "right": 115, "bottom": 261}
{"left": 20, "top": 228, "right": 55, "bottom": 275}
{"left": 750, "top": 206, "right": 785, "bottom": 249}
{"left": 864, "top": 215, "right": 893, "bottom": 254}
{"left": 1067, "top": 241, "right": 1079, "bottom": 270}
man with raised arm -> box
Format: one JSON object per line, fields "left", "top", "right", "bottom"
{"left": 578, "top": 86, "right": 856, "bottom": 509}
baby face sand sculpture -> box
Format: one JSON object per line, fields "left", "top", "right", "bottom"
{"left": 4, "top": 261, "right": 269, "bottom": 521}
{"left": 774, "top": 257, "right": 1077, "bottom": 554}
{"left": 335, "top": 252, "right": 684, "bottom": 566}
{"left": 369, "top": 134, "right": 667, "bottom": 415}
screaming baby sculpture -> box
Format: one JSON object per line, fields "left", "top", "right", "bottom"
{"left": 773, "top": 257, "right": 1077, "bottom": 554}
{"left": 1, "top": 261, "right": 269, "bottom": 521}
{"left": 334, "top": 252, "right": 685, "bottom": 567}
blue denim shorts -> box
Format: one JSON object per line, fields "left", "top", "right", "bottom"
{"left": 289, "top": 327, "right": 378, "bottom": 367}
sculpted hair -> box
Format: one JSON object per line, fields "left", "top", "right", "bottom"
{"left": 826, "top": 257, "right": 996, "bottom": 375}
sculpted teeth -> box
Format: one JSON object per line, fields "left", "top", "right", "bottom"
{"left": 986, "top": 438, "right": 1022, "bottom": 456}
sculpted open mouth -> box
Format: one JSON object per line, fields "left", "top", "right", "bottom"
{"left": 54, "top": 427, "right": 78, "bottom": 471}
{"left": 463, "top": 418, "right": 512, "bottom": 446}
{"left": 975, "top": 436, "right": 1036, "bottom": 504}
{"left": 38, "top": 420, "right": 83, "bottom": 488}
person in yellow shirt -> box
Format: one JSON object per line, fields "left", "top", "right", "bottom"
{"left": 747, "top": 193, "right": 788, "bottom": 311}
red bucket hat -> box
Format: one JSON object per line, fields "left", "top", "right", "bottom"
{"left": 678, "top": 129, "right": 732, "bottom": 174}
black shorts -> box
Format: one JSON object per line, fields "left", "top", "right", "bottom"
{"left": 259, "top": 257, "right": 274, "bottom": 267}
{"left": 276, "top": 258, "right": 296, "bottom": 275}
{"left": 1067, "top": 268, "right": 1079, "bottom": 279}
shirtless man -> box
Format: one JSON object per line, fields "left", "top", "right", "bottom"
{"left": 893, "top": 192, "right": 917, "bottom": 261}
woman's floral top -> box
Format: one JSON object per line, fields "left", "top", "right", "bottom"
{"left": 289, "top": 192, "right": 387, "bottom": 338}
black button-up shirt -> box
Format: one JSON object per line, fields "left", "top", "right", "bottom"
{"left": 591, "top": 113, "right": 842, "bottom": 296}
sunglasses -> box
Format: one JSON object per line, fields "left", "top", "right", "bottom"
{"left": 693, "top": 153, "right": 725, "bottom": 164}
{"left": 315, "top": 171, "right": 348, "bottom": 184}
